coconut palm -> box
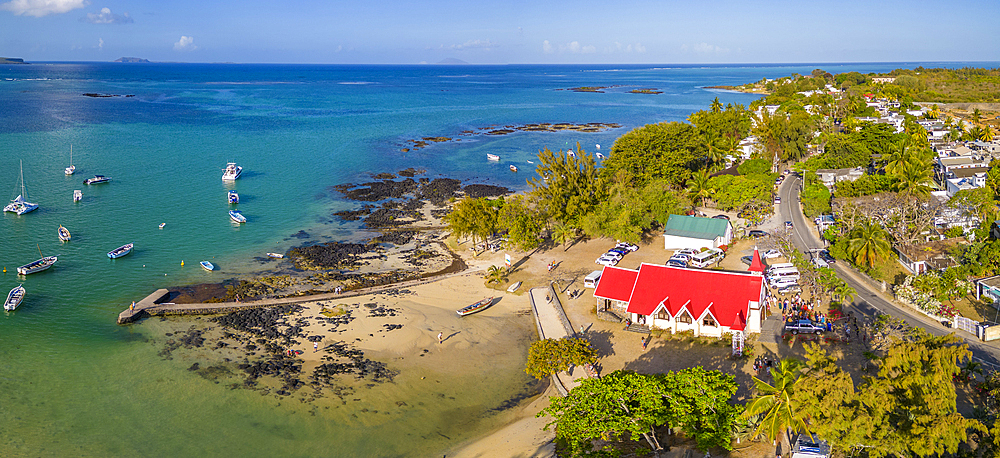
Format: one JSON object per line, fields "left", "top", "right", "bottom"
{"left": 846, "top": 222, "right": 893, "bottom": 270}
{"left": 972, "top": 108, "right": 983, "bottom": 125}
{"left": 834, "top": 283, "right": 857, "bottom": 304}
{"left": 744, "top": 359, "right": 807, "bottom": 449}
{"left": 687, "top": 168, "right": 713, "bottom": 208}
{"left": 484, "top": 265, "right": 508, "bottom": 286}
{"left": 551, "top": 221, "right": 576, "bottom": 250}
{"left": 710, "top": 96, "right": 723, "bottom": 113}
{"left": 891, "top": 158, "right": 933, "bottom": 198}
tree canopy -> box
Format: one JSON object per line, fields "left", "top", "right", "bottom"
{"left": 603, "top": 122, "right": 704, "bottom": 188}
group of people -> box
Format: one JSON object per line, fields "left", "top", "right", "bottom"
{"left": 753, "top": 355, "right": 775, "bottom": 376}
{"left": 334, "top": 286, "right": 343, "bottom": 294}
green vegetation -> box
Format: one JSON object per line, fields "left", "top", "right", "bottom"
{"left": 524, "top": 337, "right": 598, "bottom": 380}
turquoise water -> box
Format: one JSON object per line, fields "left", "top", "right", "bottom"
{"left": 0, "top": 62, "right": 988, "bottom": 455}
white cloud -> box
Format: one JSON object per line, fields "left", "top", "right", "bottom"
{"left": 83, "top": 7, "right": 131, "bottom": 24}
{"left": 682, "top": 42, "right": 729, "bottom": 54}
{"left": 542, "top": 40, "right": 553, "bottom": 54}
{"left": 449, "top": 39, "right": 497, "bottom": 50}
{"left": 173, "top": 36, "right": 196, "bottom": 51}
{"left": 544, "top": 40, "right": 602, "bottom": 54}
{"left": 97, "top": 38, "right": 103, "bottom": 49}
{"left": 0, "top": 0, "right": 87, "bottom": 17}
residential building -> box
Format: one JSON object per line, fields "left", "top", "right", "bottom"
{"left": 895, "top": 237, "right": 967, "bottom": 274}
{"left": 945, "top": 173, "right": 987, "bottom": 197}
{"left": 976, "top": 275, "right": 1000, "bottom": 307}
{"left": 661, "top": 214, "right": 733, "bottom": 250}
{"left": 815, "top": 167, "right": 864, "bottom": 187}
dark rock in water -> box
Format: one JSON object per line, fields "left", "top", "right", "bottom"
{"left": 288, "top": 242, "right": 372, "bottom": 270}
{"left": 332, "top": 178, "right": 419, "bottom": 202}
{"left": 463, "top": 184, "right": 510, "bottom": 198}
{"left": 419, "top": 178, "right": 462, "bottom": 206}
{"left": 333, "top": 205, "right": 374, "bottom": 221}
{"left": 291, "top": 230, "right": 310, "bottom": 239}
{"left": 397, "top": 168, "right": 424, "bottom": 177}
{"left": 372, "top": 172, "right": 396, "bottom": 180}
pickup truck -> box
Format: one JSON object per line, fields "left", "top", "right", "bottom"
{"left": 784, "top": 320, "right": 825, "bottom": 335}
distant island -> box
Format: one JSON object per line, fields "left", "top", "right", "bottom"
{"left": 437, "top": 58, "right": 468, "bottom": 64}
{"left": 114, "top": 57, "right": 150, "bottom": 63}
{"left": 0, "top": 57, "right": 27, "bottom": 65}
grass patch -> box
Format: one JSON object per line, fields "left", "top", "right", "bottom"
{"left": 320, "top": 305, "right": 349, "bottom": 317}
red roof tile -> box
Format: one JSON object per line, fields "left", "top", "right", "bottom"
{"left": 749, "top": 247, "right": 766, "bottom": 273}
{"left": 624, "top": 263, "right": 763, "bottom": 328}
{"left": 593, "top": 266, "right": 639, "bottom": 302}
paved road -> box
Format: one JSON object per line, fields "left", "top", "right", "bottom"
{"left": 778, "top": 175, "right": 1000, "bottom": 367}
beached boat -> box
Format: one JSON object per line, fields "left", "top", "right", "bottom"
{"left": 58, "top": 225, "right": 71, "bottom": 242}
{"left": 266, "top": 252, "right": 284, "bottom": 259}
{"left": 507, "top": 281, "right": 522, "bottom": 293}
{"left": 73, "top": 189, "right": 82, "bottom": 202}
{"left": 509, "top": 165, "right": 518, "bottom": 172}
{"left": 65, "top": 145, "right": 75, "bottom": 176}
{"left": 4, "top": 285, "right": 24, "bottom": 311}
{"left": 486, "top": 154, "right": 500, "bottom": 161}
{"left": 229, "top": 210, "right": 246, "bottom": 223}
{"left": 228, "top": 190, "right": 239, "bottom": 204}
{"left": 200, "top": 261, "right": 215, "bottom": 271}
{"left": 83, "top": 175, "right": 110, "bottom": 185}
{"left": 222, "top": 162, "right": 242, "bottom": 181}
{"left": 4, "top": 161, "right": 38, "bottom": 216}
{"left": 457, "top": 297, "right": 494, "bottom": 316}
{"left": 158, "top": 222, "right": 166, "bottom": 229}
{"left": 18, "top": 256, "right": 57, "bottom": 275}
{"left": 107, "top": 243, "right": 133, "bottom": 259}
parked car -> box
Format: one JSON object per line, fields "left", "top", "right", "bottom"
{"left": 666, "top": 257, "right": 688, "bottom": 268}
{"left": 596, "top": 256, "right": 619, "bottom": 267}
{"left": 774, "top": 196, "right": 781, "bottom": 204}
{"left": 748, "top": 230, "right": 768, "bottom": 238}
{"left": 777, "top": 285, "right": 802, "bottom": 294}
{"left": 784, "top": 320, "right": 825, "bottom": 335}
{"left": 712, "top": 214, "right": 730, "bottom": 220}
{"left": 819, "top": 250, "right": 836, "bottom": 263}
{"left": 670, "top": 253, "right": 692, "bottom": 262}
{"left": 607, "top": 248, "right": 628, "bottom": 256}
{"left": 615, "top": 242, "right": 639, "bottom": 252}
{"left": 785, "top": 221, "right": 794, "bottom": 229}
{"left": 812, "top": 257, "right": 830, "bottom": 268}
{"left": 762, "top": 249, "right": 782, "bottom": 259}
{"left": 741, "top": 255, "right": 768, "bottom": 267}
{"left": 675, "top": 248, "right": 700, "bottom": 256}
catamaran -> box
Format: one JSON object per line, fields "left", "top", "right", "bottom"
{"left": 4, "top": 285, "right": 24, "bottom": 311}
{"left": 4, "top": 160, "right": 38, "bottom": 215}
{"left": 107, "top": 243, "right": 134, "bottom": 259}
{"left": 58, "top": 225, "right": 71, "bottom": 242}
{"left": 73, "top": 190, "right": 82, "bottom": 202}
{"left": 222, "top": 163, "right": 242, "bottom": 181}
{"left": 65, "top": 145, "right": 75, "bottom": 175}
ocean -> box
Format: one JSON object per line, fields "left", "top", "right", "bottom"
{"left": 0, "top": 61, "right": 987, "bottom": 456}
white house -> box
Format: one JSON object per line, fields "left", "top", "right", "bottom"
{"left": 662, "top": 214, "right": 733, "bottom": 250}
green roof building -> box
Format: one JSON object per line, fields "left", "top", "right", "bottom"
{"left": 662, "top": 214, "right": 733, "bottom": 250}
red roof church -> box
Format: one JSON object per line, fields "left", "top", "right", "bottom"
{"left": 594, "top": 258, "right": 766, "bottom": 337}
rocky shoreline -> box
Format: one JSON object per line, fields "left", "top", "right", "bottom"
{"left": 399, "top": 122, "right": 621, "bottom": 152}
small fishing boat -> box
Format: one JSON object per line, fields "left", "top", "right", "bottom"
{"left": 4, "top": 285, "right": 24, "bottom": 311}
{"left": 486, "top": 154, "right": 500, "bottom": 161}
{"left": 526, "top": 160, "right": 534, "bottom": 164}
{"left": 83, "top": 175, "right": 110, "bottom": 185}
{"left": 65, "top": 145, "right": 75, "bottom": 175}
{"left": 229, "top": 210, "right": 246, "bottom": 223}
{"left": 107, "top": 243, "right": 133, "bottom": 259}
{"left": 222, "top": 162, "right": 243, "bottom": 181}
{"left": 73, "top": 190, "right": 82, "bottom": 202}
{"left": 4, "top": 161, "right": 38, "bottom": 215}
{"left": 58, "top": 225, "right": 71, "bottom": 242}
{"left": 200, "top": 261, "right": 215, "bottom": 271}
{"left": 596, "top": 152, "right": 605, "bottom": 159}
{"left": 266, "top": 252, "right": 284, "bottom": 259}
{"left": 228, "top": 190, "right": 239, "bottom": 204}
{"left": 509, "top": 165, "right": 518, "bottom": 172}
{"left": 507, "top": 281, "right": 522, "bottom": 293}
{"left": 158, "top": 222, "right": 166, "bottom": 229}
{"left": 18, "top": 256, "right": 57, "bottom": 275}
{"left": 457, "top": 297, "right": 494, "bottom": 316}
{"left": 567, "top": 150, "right": 576, "bottom": 158}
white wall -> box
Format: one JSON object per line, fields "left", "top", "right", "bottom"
{"left": 663, "top": 235, "right": 714, "bottom": 251}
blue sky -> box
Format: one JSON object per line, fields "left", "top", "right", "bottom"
{"left": 1, "top": 0, "right": 998, "bottom": 64}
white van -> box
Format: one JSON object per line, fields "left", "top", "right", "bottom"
{"left": 767, "top": 263, "right": 795, "bottom": 273}
{"left": 584, "top": 270, "right": 603, "bottom": 288}
{"left": 769, "top": 269, "right": 800, "bottom": 284}
{"left": 689, "top": 248, "right": 725, "bottom": 268}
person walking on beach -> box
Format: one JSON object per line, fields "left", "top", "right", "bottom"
{"left": 313, "top": 341, "right": 319, "bottom": 352}
{"left": 438, "top": 332, "right": 443, "bottom": 344}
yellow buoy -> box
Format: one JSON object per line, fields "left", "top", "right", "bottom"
{"left": 180, "top": 260, "right": 184, "bottom": 266}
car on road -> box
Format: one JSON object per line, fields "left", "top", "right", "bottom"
{"left": 774, "top": 196, "right": 782, "bottom": 204}
{"left": 783, "top": 169, "right": 791, "bottom": 175}
{"left": 819, "top": 250, "right": 836, "bottom": 264}
{"left": 784, "top": 320, "right": 825, "bottom": 335}
{"left": 762, "top": 249, "right": 782, "bottom": 259}
{"left": 785, "top": 221, "right": 794, "bottom": 229}
{"left": 812, "top": 257, "right": 830, "bottom": 268}
{"left": 748, "top": 230, "right": 768, "bottom": 238}
{"left": 596, "top": 256, "right": 619, "bottom": 267}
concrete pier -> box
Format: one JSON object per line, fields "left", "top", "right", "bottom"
{"left": 528, "top": 284, "right": 589, "bottom": 395}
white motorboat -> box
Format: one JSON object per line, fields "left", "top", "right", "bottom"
{"left": 509, "top": 164, "right": 518, "bottom": 172}
{"left": 229, "top": 210, "right": 246, "bottom": 223}
{"left": 83, "top": 175, "right": 110, "bottom": 185}
{"left": 73, "top": 190, "right": 82, "bottom": 202}
{"left": 18, "top": 256, "right": 57, "bottom": 275}
{"left": 4, "top": 285, "right": 24, "bottom": 311}
{"left": 65, "top": 145, "right": 75, "bottom": 175}
{"left": 266, "top": 252, "right": 284, "bottom": 259}
{"left": 4, "top": 160, "right": 38, "bottom": 215}
{"left": 108, "top": 243, "right": 134, "bottom": 259}
{"left": 58, "top": 225, "right": 71, "bottom": 242}
{"left": 486, "top": 154, "right": 500, "bottom": 161}
{"left": 200, "top": 261, "right": 215, "bottom": 271}
{"left": 158, "top": 222, "right": 166, "bottom": 229}
{"left": 222, "top": 162, "right": 243, "bottom": 181}
{"left": 596, "top": 152, "right": 605, "bottom": 159}
{"left": 228, "top": 190, "right": 239, "bottom": 204}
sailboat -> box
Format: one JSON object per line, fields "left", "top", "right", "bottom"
{"left": 64, "top": 145, "right": 75, "bottom": 176}
{"left": 4, "top": 160, "right": 38, "bottom": 215}
{"left": 18, "top": 245, "right": 57, "bottom": 275}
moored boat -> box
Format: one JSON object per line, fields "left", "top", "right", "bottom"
{"left": 58, "top": 225, "right": 71, "bottom": 242}
{"left": 596, "top": 152, "right": 605, "bottom": 159}
{"left": 507, "top": 281, "right": 522, "bottom": 293}
{"left": 509, "top": 164, "right": 518, "bottom": 172}
{"left": 567, "top": 150, "right": 576, "bottom": 158}
{"left": 222, "top": 162, "right": 243, "bottom": 181}
{"left": 4, "top": 161, "right": 38, "bottom": 215}
{"left": 107, "top": 243, "right": 134, "bottom": 259}
{"left": 83, "top": 175, "right": 110, "bottom": 185}
{"left": 486, "top": 154, "right": 500, "bottom": 161}
{"left": 158, "top": 222, "right": 166, "bottom": 229}
{"left": 228, "top": 190, "right": 239, "bottom": 204}
{"left": 73, "top": 190, "right": 82, "bottom": 202}
{"left": 200, "top": 261, "right": 215, "bottom": 271}
{"left": 457, "top": 297, "right": 494, "bottom": 316}
{"left": 229, "top": 210, "right": 246, "bottom": 223}
{"left": 266, "top": 252, "right": 284, "bottom": 259}
{"left": 4, "top": 285, "right": 24, "bottom": 311}
{"left": 65, "top": 145, "right": 75, "bottom": 175}
{"left": 17, "top": 256, "right": 57, "bottom": 275}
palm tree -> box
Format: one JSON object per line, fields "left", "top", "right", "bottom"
{"left": 710, "top": 97, "right": 723, "bottom": 113}
{"left": 891, "top": 158, "right": 933, "bottom": 197}
{"left": 972, "top": 108, "right": 983, "bottom": 125}
{"left": 846, "top": 222, "right": 893, "bottom": 270}
{"left": 744, "top": 359, "right": 807, "bottom": 451}
{"left": 551, "top": 221, "right": 576, "bottom": 251}
{"left": 484, "top": 265, "right": 508, "bottom": 286}
{"left": 834, "top": 283, "right": 857, "bottom": 304}
{"left": 687, "top": 168, "right": 713, "bottom": 208}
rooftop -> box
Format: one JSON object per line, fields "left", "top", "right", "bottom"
{"left": 662, "top": 214, "right": 729, "bottom": 241}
